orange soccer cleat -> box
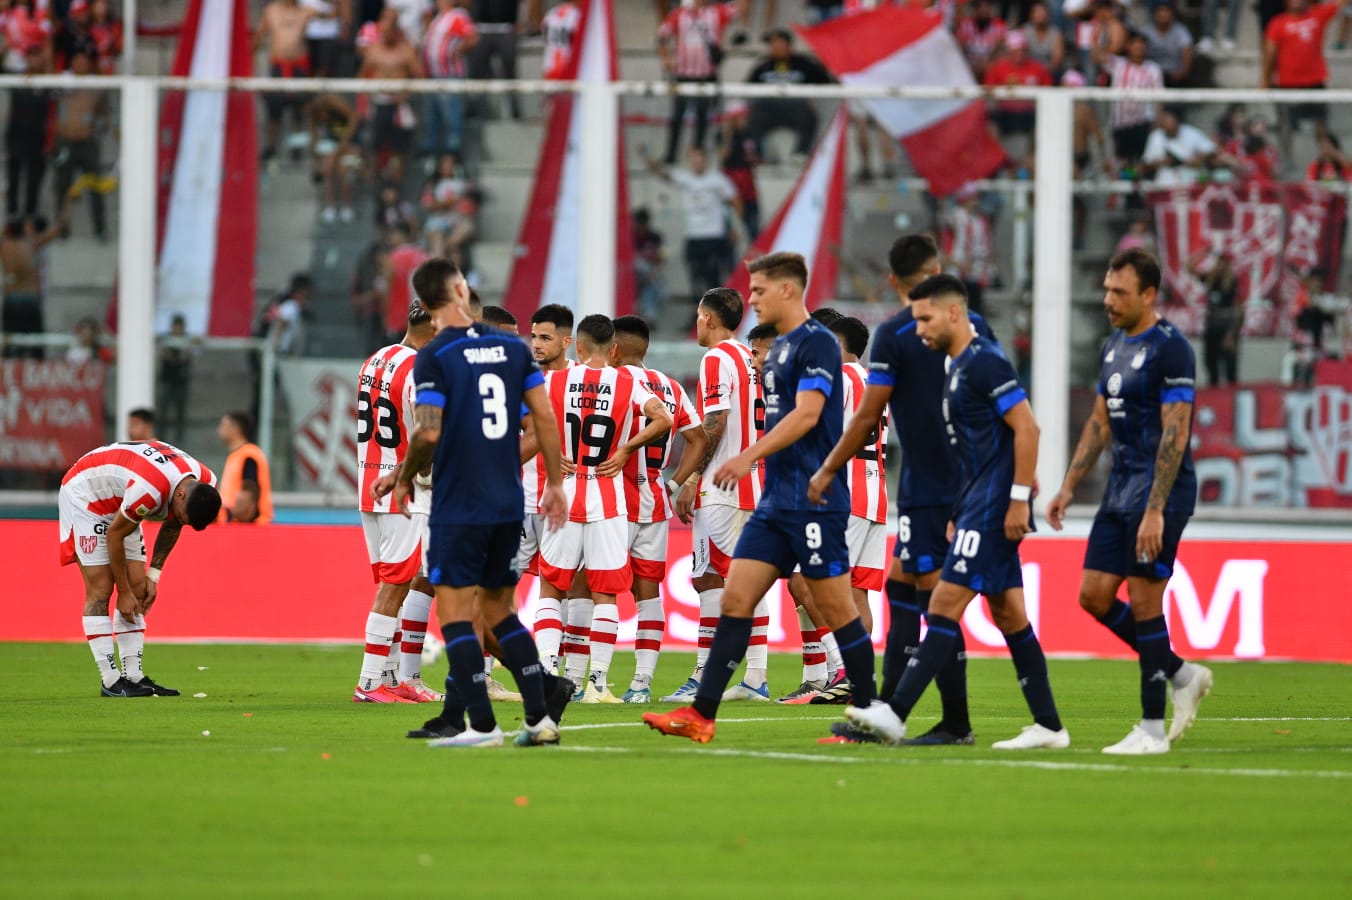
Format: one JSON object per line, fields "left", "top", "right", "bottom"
{"left": 642, "top": 706, "right": 716, "bottom": 744}
{"left": 389, "top": 680, "right": 445, "bottom": 703}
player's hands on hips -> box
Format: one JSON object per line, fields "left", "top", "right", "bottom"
{"left": 595, "top": 449, "right": 629, "bottom": 478}
{"left": 560, "top": 458, "right": 577, "bottom": 476}
{"left": 1045, "top": 488, "right": 1072, "bottom": 531}
{"left": 675, "top": 481, "right": 698, "bottom": 524}
{"left": 391, "top": 480, "right": 414, "bottom": 518}
{"left": 1135, "top": 509, "right": 1164, "bottom": 564}
{"left": 1005, "top": 500, "right": 1032, "bottom": 543}
{"left": 713, "top": 452, "right": 752, "bottom": 491}
{"left": 371, "top": 471, "right": 398, "bottom": 501}
{"left": 806, "top": 467, "right": 834, "bottom": 506}
{"left": 541, "top": 484, "right": 567, "bottom": 531}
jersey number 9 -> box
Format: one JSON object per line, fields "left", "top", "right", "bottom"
{"left": 565, "top": 412, "right": 617, "bottom": 466}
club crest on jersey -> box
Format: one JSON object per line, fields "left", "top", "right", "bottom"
{"left": 764, "top": 370, "right": 775, "bottom": 394}
{"left": 1107, "top": 373, "right": 1123, "bottom": 396}
{"left": 1131, "top": 349, "right": 1147, "bottom": 370}
{"left": 79, "top": 536, "right": 98, "bottom": 555}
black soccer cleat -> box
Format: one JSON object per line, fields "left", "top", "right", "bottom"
{"left": 547, "top": 678, "right": 575, "bottom": 725}
{"left": 900, "top": 722, "right": 975, "bottom": 746}
{"left": 823, "top": 720, "right": 881, "bottom": 744}
{"left": 136, "top": 676, "right": 180, "bottom": 697}
{"left": 407, "top": 717, "right": 465, "bottom": 739}
{"left": 101, "top": 677, "right": 155, "bottom": 698}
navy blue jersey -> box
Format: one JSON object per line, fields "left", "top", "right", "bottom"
{"left": 414, "top": 324, "right": 544, "bottom": 526}
{"left": 867, "top": 306, "right": 996, "bottom": 509}
{"left": 942, "top": 337, "right": 1028, "bottom": 530}
{"left": 1097, "top": 319, "right": 1198, "bottom": 515}
{"left": 761, "top": 318, "right": 848, "bottom": 513}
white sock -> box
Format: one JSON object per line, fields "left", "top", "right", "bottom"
{"left": 533, "top": 596, "right": 564, "bottom": 671}
{"left": 382, "top": 626, "right": 402, "bottom": 687}
{"left": 84, "top": 615, "right": 119, "bottom": 687}
{"left": 588, "top": 603, "right": 619, "bottom": 689}
{"left": 563, "top": 598, "right": 594, "bottom": 685}
{"left": 483, "top": 653, "right": 493, "bottom": 676}
{"left": 114, "top": 614, "right": 146, "bottom": 683}
{"left": 743, "top": 597, "right": 769, "bottom": 689}
{"left": 1140, "top": 718, "right": 1167, "bottom": 740}
{"left": 632, "top": 598, "right": 665, "bottom": 689}
{"left": 359, "top": 612, "right": 398, "bottom": 692}
{"left": 398, "top": 590, "right": 433, "bottom": 684}
{"left": 797, "top": 606, "right": 826, "bottom": 684}
{"left": 822, "top": 630, "right": 844, "bottom": 680}
{"left": 695, "top": 588, "right": 722, "bottom": 671}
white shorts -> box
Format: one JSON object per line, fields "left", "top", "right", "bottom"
{"left": 538, "top": 517, "right": 630, "bottom": 595}
{"left": 515, "top": 512, "right": 543, "bottom": 576}
{"left": 58, "top": 490, "right": 145, "bottom": 567}
{"left": 847, "top": 515, "right": 888, "bottom": 591}
{"left": 691, "top": 504, "right": 752, "bottom": 580}
{"left": 627, "top": 519, "right": 670, "bottom": 583}
{"left": 360, "top": 510, "right": 427, "bottom": 585}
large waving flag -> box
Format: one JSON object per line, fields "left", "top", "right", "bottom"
{"left": 154, "top": 0, "right": 257, "bottom": 335}
{"left": 798, "top": 6, "right": 1005, "bottom": 197}
{"left": 726, "top": 106, "right": 848, "bottom": 320}
{"left": 503, "top": 0, "right": 634, "bottom": 322}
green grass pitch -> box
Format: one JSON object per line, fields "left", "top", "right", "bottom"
{"left": 2, "top": 643, "right": 1350, "bottom": 898}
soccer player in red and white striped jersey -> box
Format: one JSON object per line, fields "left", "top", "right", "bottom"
{"left": 533, "top": 315, "right": 672, "bottom": 702}
{"left": 354, "top": 302, "right": 443, "bottom": 704}
{"left": 59, "top": 440, "right": 221, "bottom": 697}
{"left": 541, "top": 1, "right": 581, "bottom": 79}
{"left": 608, "top": 315, "right": 707, "bottom": 703}
{"left": 656, "top": 0, "right": 747, "bottom": 164}
{"left": 663, "top": 287, "right": 767, "bottom": 702}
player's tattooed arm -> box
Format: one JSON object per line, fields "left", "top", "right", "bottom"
{"left": 695, "top": 410, "right": 728, "bottom": 475}
{"left": 399, "top": 404, "right": 443, "bottom": 486}
{"left": 149, "top": 519, "right": 182, "bottom": 571}
{"left": 1064, "top": 396, "right": 1111, "bottom": 491}
{"left": 1147, "top": 401, "right": 1193, "bottom": 512}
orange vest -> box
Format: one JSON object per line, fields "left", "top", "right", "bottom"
{"left": 218, "top": 442, "right": 274, "bottom": 524}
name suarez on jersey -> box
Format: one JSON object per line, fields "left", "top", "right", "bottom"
{"left": 569, "top": 381, "right": 612, "bottom": 411}
{"left": 463, "top": 346, "right": 508, "bottom": 364}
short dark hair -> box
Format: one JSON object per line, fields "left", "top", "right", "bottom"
{"left": 407, "top": 300, "right": 432, "bottom": 328}
{"left": 575, "top": 314, "right": 615, "bottom": 348}
{"left": 411, "top": 258, "right": 464, "bottom": 310}
{"left": 888, "top": 233, "right": 939, "bottom": 281}
{"left": 908, "top": 273, "right": 969, "bottom": 305}
{"left": 468, "top": 287, "right": 483, "bottom": 314}
{"left": 747, "top": 251, "right": 809, "bottom": 288}
{"left": 1108, "top": 247, "right": 1162, "bottom": 293}
{"left": 810, "top": 306, "right": 844, "bottom": 327}
{"left": 531, "top": 303, "right": 575, "bottom": 332}
{"left": 224, "top": 410, "right": 255, "bottom": 443}
{"left": 481, "top": 305, "right": 517, "bottom": 329}
{"left": 699, "top": 288, "right": 744, "bottom": 330}
{"left": 612, "top": 314, "right": 651, "bottom": 345}
{"left": 830, "top": 317, "right": 870, "bottom": 359}
{"left": 286, "top": 272, "right": 313, "bottom": 296}
{"left": 185, "top": 482, "right": 222, "bottom": 531}
{"left": 747, "top": 323, "right": 778, "bottom": 343}
{"left": 129, "top": 407, "right": 155, "bottom": 426}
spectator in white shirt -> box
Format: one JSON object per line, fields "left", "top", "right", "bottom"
{"left": 1141, "top": 106, "right": 1235, "bottom": 186}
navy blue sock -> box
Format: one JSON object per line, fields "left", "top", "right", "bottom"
{"left": 442, "top": 621, "right": 495, "bottom": 733}
{"left": 439, "top": 674, "right": 466, "bottom": 728}
{"left": 692, "top": 615, "right": 752, "bottom": 720}
{"left": 1135, "top": 616, "right": 1172, "bottom": 721}
{"left": 832, "top": 618, "right": 877, "bottom": 709}
{"left": 491, "top": 615, "right": 548, "bottom": 724}
{"left": 1004, "top": 625, "right": 1062, "bottom": 733}
{"left": 1096, "top": 599, "right": 1138, "bottom": 651}
{"left": 932, "top": 624, "right": 970, "bottom": 733}
{"left": 881, "top": 580, "right": 921, "bottom": 699}
{"left": 887, "top": 614, "right": 960, "bottom": 721}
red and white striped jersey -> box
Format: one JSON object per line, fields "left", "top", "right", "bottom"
{"left": 61, "top": 441, "right": 217, "bottom": 524}
{"left": 357, "top": 343, "right": 422, "bottom": 514}
{"left": 423, "top": 8, "right": 477, "bottom": 78}
{"left": 541, "top": 1, "right": 581, "bottom": 79}
{"left": 543, "top": 364, "right": 658, "bottom": 523}
{"left": 696, "top": 339, "right": 763, "bottom": 511}
{"left": 521, "top": 361, "right": 580, "bottom": 515}
{"left": 1105, "top": 56, "right": 1164, "bottom": 129}
{"left": 841, "top": 361, "right": 889, "bottom": 524}
{"left": 621, "top": 364, "right": 701, "bottom": 524}
{"left": 657, "top": 2, "right": 737, "bottom": 80}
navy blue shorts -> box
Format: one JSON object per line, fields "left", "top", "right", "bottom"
{"left": 1084, "top": 510, "right": 1190, "bottom": 581}
{"left": 941, "top": 520, "right": 1023, "bottom": 596}
{"left": 893, "top": 506, "right": 950, "bottom": 575}
{"left": 426, "top": 521, "right": 522, "bottom": 589}
{"left": 734, "top": 507, "right": 850, "bottom": 581}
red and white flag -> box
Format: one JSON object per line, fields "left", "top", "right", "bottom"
{"left": 503, "top": 0, "right": 634, "bottom": 323}
{"left": 726, "top": 106, "right": 848, "bottom": 318}
{"left": 154, "top": 0, "right": 257, "bottom": 336}
{"left": 798, "top": 6, "right": 1006, "bottom": 197}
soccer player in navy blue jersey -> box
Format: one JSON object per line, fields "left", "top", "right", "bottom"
{"left": 1046, "top": 248, "right": 1213, "bottom": 756}
{"left": 642, "top": 252, "right": 880, "bottom": 744}
{"left": 387, "top": 258, "right": 570, "bottom": 748}
{"left": 844, "top": 274, "right": 1070, "bottom": 749}
{"left": 809, "top": 234, "right": 989, "bottom": 744}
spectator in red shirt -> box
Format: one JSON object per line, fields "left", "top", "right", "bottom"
{"left": 984, "top": 31, "right": 1052, "bottom": 143}
{"left": 383, "top": 223, "right": 429, "bottom": 339}
{"left": 1261, "top": 0, "right": 1345, "bottom": 151}
{"left": 88, "top": 0, "right": 123, "bottom": 74}
{"left": 957, "top": 0, "right": 1008, "bottom": 81}
{"left": 1307, "top": 133, "right": 1352, "bottom": 182}
{"left": 656, "top": 0, "right": 748, "bottom": 165}
{"left": 1226, "top": 118, "right": 1280, "bottom": 182}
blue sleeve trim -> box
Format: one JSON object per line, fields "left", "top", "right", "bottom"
{"left": 520, "top": 402, "right": 530, "bottom": 418}
{"left": 523, "top": 370, "right": 544, "bottom": 391}
{"left": 994, "top": 387, "right": 1028, "bottom": 415}
{"left": 1161, "top": 387, "right": 1195, "bottom": 405}
{"left": 797, "top": 374, "right": 833, "bottom": 397}
{"left": 415, "top": 389, "right": 447, "bottom": 408}
{"left": 897, "top": 321, "right": 917, "bottom": 335}
{"left": 1096, "top": 382, "right": 1105, "bottom": 396}
{"left": 866, "top": 371, "right": 896, "bottom": 387}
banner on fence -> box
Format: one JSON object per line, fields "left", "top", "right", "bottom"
{"left": 0, "top": 360, "right": 106, "bottom": 471}
{"left": 277, "top": 358, "right": 359, "bottom": 494}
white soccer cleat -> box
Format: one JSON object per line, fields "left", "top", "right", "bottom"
{"left": 991, "top": 724, "right": 1071, "bottom": 750}
{"left": 1102, "top": 724, "right": 1170, "bottom": 756}
{"left": 581, "top": 681, "right": 623, "bottom": 704}
{"left": 486, "top": 678, "right": 523, "bottom": 702}
{"left": 1168, "top": 664, "right": 1213, "bottom": 742}
{"left": 514, "top": 716, "right": 560, "bottom": 747}
{"left": 843, "top": 701, "right": 907, "bottom": 744}
{"left": 428, "top": 726, "right": 505, "bottom": 748}
{"left": 721, "top": 681, "right": 771, "bottom": 702}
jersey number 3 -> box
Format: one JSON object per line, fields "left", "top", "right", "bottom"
{"left": 479, "top": 373, "right": 509, "bottom": 439}
{"left": 357, "top": 395, "right": 401, "bottom": 449}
